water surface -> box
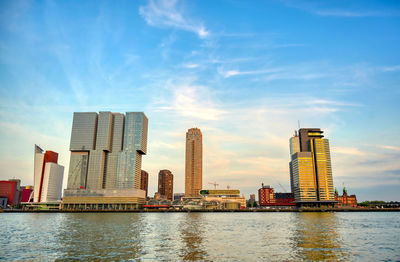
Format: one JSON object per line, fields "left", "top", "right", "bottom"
{"left": 0, "top": 212, "right": 399, "bottom": 261}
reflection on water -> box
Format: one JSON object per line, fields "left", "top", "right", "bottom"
{"left": 292, "top": 213, "right": 349, "bottom": 261}
{"left": 179, "top": 213, "right": 208, "bottom": 261}
{"left": 1, "top": 212, "right": 399, "bottom": 261}
{"left": 55, "top": 213, "right": 144, "bottom": 260}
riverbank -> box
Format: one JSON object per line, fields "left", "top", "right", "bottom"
{"left": 2, "top": 207, "right": 400, "bottom": 213}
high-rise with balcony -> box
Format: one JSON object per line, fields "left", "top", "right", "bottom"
{"left": 289, "top": 128, "right": 335, "bottom": 207}
{"left": 185, "top": 128, "right": 202, "bottom": 197}
{"left": 158, "top": 169, "right": 173, "bottom": 200}
{"left": 63, "top": 112, "right": 148, "bottom": 210}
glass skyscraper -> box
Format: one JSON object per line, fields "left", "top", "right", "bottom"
{"left": 289, "top": 128, "right": 335, "bottom": 207}
{"left": 63, "top": 112, "right": 148, "bottom": 210}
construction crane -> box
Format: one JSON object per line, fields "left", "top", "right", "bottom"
{"left": 208, "top": 182, "right": 219, "bottom": 189}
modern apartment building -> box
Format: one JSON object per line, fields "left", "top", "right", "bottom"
{"left": 158, "top": 169, "right": 173, "bottom": 200}
{"left": 34, "top": 145, "right": 64, "bottom": 202}
{"left": 62, "top": 112, "right": 148, "bottom": 210}
{"left": 289, "top": 128, "right": 335, "bottom": 207}
{"left": 185, "top": 128, "right": 202, "bottom": 197}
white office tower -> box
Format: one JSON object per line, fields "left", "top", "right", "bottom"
{"left": 33, "top": 145, "right": 64, "bottom": 202}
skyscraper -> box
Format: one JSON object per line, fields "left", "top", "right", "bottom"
{"left": 63, "top": 112, "right": 148, "bottom": 210}
{"left": 158, "top": 169, "right": 173, "bottom": 200}
{"left": 34, "top": 145, "right": 64, "bottom": 202}
{"left": 289, "top": 128, "right": 335, "bottom": 207}
{"left": 289, "top": 131, "right": 300, "bottom": 193}
{"left": 141, "top": 170, "right": 149, "bottom": 198}
{"left": 185, "top": 128, "right": 202, "bottom": 197}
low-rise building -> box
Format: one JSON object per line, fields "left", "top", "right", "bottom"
{"left": 258, "top": 184, "right": 295, "bottom": 207}
{"left": 335, "top": 188, "right": 357, "bottom": 207}
{"left": 0, "top": 180, "right": 19, "bottom": 207}
{"left": 199, "top": 189, "right": 246, "bottom": 209}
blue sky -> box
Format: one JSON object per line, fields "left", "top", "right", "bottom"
{"left": 0, "top": 0, "right": 399, "bottom": 201}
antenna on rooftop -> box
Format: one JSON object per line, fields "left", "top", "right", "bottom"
{"left": 298, "top": 120, "right": 300, "bottom": 129}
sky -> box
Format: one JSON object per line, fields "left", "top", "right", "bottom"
{"left": 0, "top": 0, "right": 399, "bottom": 201}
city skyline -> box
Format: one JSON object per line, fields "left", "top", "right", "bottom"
{"left": 1, "top": 0, "right": 399, "bottom": 201}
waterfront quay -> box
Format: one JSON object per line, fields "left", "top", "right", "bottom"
{"left": 3, "top": 207, "right": 400, "bottom": 213}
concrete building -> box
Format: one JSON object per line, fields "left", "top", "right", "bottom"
{"left": 289, "top": 128, "right": 335, "bottom": 207}
{"left": 158, "top": 170, "right": 173, "bottom": 200}
{"left": 141, "top": 170, "right": 149, "bottom": 198}
{"left": 185, "top": 128, "right": 202, "bottom": 197}
{"left": 34, "top": 145, "right": 64, "bottom": 202}
{"left": 62, "top": 112, "right": 148, "bottom": 210}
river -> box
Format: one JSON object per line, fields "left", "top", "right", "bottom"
{"left": 1, "top": 212, "right": 399, "bottom": 261}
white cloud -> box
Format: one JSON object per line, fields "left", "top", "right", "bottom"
{"left": 381, "top": 65, "right": 400, "bottom": 72}
{"left": 139, "top": 0, "right": 209, "bottom": 38}
{"left": 332, "top": 146, "right": 367, "bottom": 156}
{"left": 154, "top": 80, "right": 226, "bottom": 121}
{"left": 315, "top": 10, "right": 383, "bottom": 17}
{"left": 280, "top": 0, "right": 400, "bottom": 18}
{"left": 183, "top": 63, "right": 200, "bottom": 69}
{"left": 378, "top": 145, "right": 400, "bottom": 152}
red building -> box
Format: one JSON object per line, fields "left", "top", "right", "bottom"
{"left": 258, "top": 184, "right": 295, "bottom": 207}
{"left": 335, "top": 188, "right": 357, "bottom": 207}
{"left": 158, "top": 170, "right": 173, "bottom": 200}
{"left": 141, "top": 170, "right": 149, "bottom": 198}
{"left": 258, "top": 184, "right": 275, "bottom": 206}
{"left": 0, "top": 181, "right": 18, "bottom": 206}
{"left": 21, "top": 186, "right": 33, "bottom": 202}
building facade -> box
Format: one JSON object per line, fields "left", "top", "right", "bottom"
{"left": 289, "top": 128, "right": 335, "bottom": 207}
{"left": 258, "top": 184, "right": 275, "bottom": 206}
{"left": 199, "top": 189, "right": 246, "bottom": 209}
{"left": 62, "top": 112, "right": 148, "bottom": 210}
{"left": 158, "top": 169, "right": 173, "bottom": 200}
{"left": 0, "top": 181, "right": 19, "bottom": 207}
{"left": 34, "top": 145, "right": 64, "bottom": 202}
{"left": 141, "top": 170, "right": 149, "bottom": 198}
{"left": 335, "top": 188, "right": 357, "bottom": 207}
{"left": 185, "top": 128, "right": 202, "bottom": 197}
{"left": 258, "top": 184, "right": 295, "bottom": 207}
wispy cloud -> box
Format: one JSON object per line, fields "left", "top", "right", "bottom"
{"left": 380, "top": 65, "right": 400, "bottom": 72}
{"left": 280, "top": 0, "right": 400, "bottom": 18}
{"left": 217, "top": 66, "right": 285, "bottom": 78}
{"left": 314, "top": 10, "right": 394, "bottom": 17}
{"left": 139, "top": 0, "right": 209, "bottom": 38}
{"left": 332, "top": 146, "right": 367, "bottom": 156}
{"left": 378, "top": 145, "right": 400, "bottom": 152}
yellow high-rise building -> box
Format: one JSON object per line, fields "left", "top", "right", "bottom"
{"left": 290, "top": 128, "right": 335, "bottom": 207}
{"left": 185, "top": 128, "right": 202, "bottom": 197}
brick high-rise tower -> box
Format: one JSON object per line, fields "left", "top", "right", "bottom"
{"left": 158, "top": 169, "right": 173, "bottom": 200}
{"left": 185, "top": 128, "right": 202, "bottom": 197}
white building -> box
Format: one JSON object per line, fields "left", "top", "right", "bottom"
{"left": 33, "top": 145, "right": 64, "bottom": 202}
